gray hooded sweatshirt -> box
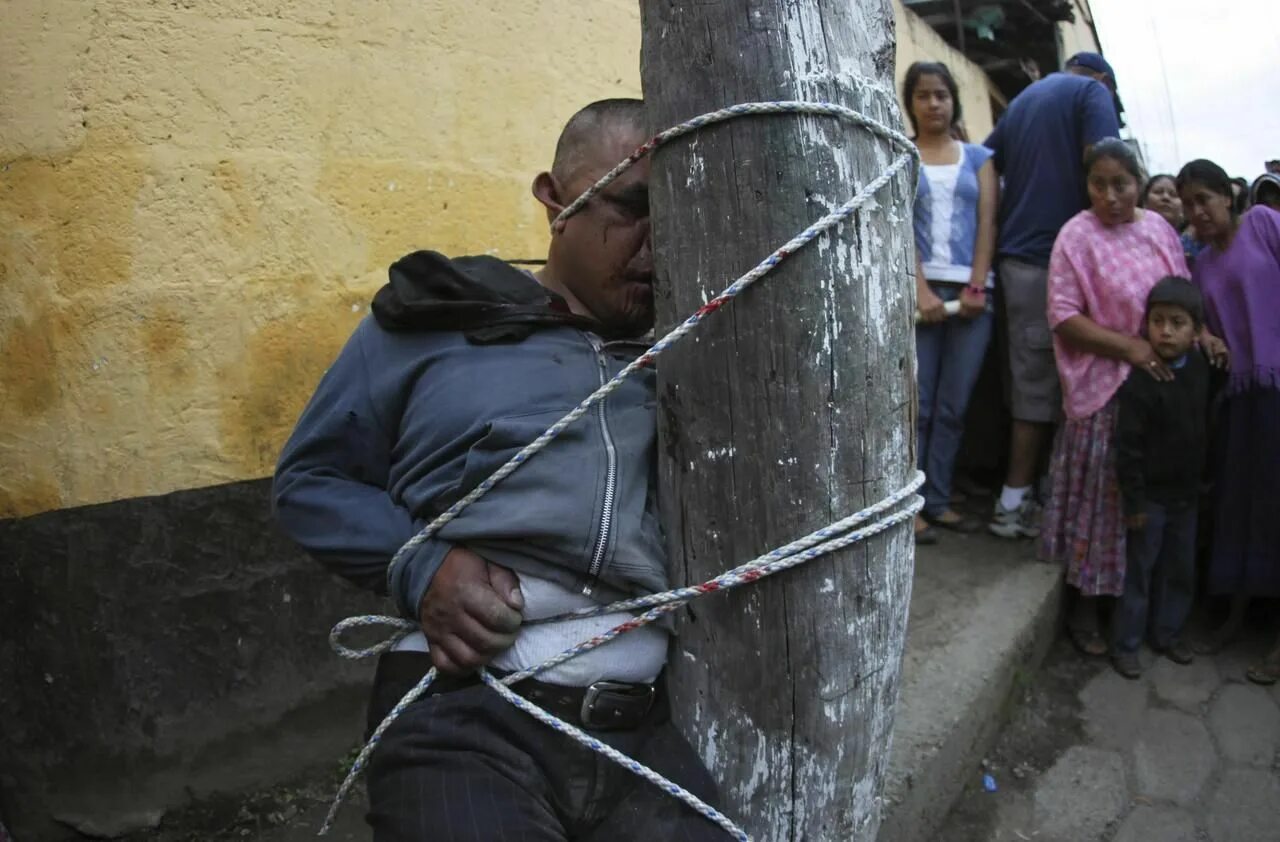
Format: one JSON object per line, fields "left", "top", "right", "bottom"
{"left": 273, "top": 251, "right": 667, "bottom": 619}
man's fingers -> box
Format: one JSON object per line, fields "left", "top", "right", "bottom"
{"left": 453, "top": 593, "right": 517, "bottom": 644}
{"left": 433, "top": 633, "right": 492, "bottom": 673}
{"left": 430, "top": 644, "right": 465, "bottom": 675}
{"left": 486, "top": 562, "right": 525, "bottom": 611}
{"left": 425, "top": 590, "right": 518, "bottom": 659}
{"left": 463, "top": 584, "right": 523, "bottom": 636}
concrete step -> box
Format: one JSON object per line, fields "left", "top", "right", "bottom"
{"left": 879, "top": 533, "right": 1063, "bottom": 842}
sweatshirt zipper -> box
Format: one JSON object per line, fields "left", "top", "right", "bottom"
{"left": 584, "top": 334, "right": 618, "bottom": 596}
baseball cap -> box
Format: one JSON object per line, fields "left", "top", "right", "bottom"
{"left": 1066, "top": 52, "right": 1117, "bottom": 86}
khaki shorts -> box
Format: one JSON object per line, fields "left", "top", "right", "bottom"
{"left": 1000, "top": 258, "right": 1061, "bottom": 423}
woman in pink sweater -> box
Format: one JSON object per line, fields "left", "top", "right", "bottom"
{"left": 1039, "top": 140, "right": 1219, "bottom": 656}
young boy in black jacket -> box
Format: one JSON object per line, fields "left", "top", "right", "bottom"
{"left": 1112, "top": 277, "right": 1214, "bottom": 679}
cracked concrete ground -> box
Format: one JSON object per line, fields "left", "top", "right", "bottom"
{"left": 939, "top": 629, "right": 1280, "bottom": 842}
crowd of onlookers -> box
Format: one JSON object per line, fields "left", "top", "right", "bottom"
{"left": 905, "top": 52, "right": 1280, "bottom": 684}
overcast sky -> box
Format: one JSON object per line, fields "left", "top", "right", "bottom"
{"left": 1089, "top": 0, "right": 1280, "bottom": 179}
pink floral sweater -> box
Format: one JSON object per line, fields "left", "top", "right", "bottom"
{"left": 1047, "top": 209, "right": 1190, "bottom": 420}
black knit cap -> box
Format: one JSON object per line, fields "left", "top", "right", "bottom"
{"left": 1146, "top": 276, "right": 1203, "bottom": 327}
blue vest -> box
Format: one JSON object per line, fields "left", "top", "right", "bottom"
{"left": 913, "top": 142, "right": 994, "bottom": 282}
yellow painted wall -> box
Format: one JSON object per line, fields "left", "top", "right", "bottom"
{"left": 1057, "top": 0, "right": 1103, "bottom": 65}
{"left": 0, "top": 0, "right": 641, "bottom": 518}
{"left": 1, "top": 0, "right": 998, "bottom": 519}
{"left": 893, "top": 2, "right": 998, "bottom": 142}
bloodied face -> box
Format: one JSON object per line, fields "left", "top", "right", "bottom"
{"left": 535, "top": 122, "right": 654, "bottom": 337}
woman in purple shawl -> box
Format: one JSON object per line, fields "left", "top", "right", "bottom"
{"left": 1178, "top": 159, "right": 1280, "bottom": 683}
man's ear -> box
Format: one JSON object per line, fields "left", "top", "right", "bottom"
{"left": 532, "top": 171, "right": 567, "bottom": 233}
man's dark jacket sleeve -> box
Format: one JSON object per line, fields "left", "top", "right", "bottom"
{"left": 272, "top": 326, "right": 452, "bottom": 618}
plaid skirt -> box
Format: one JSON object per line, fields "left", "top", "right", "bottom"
{"left": 1040, "top": 401, "right": 1127, "bottom": 597}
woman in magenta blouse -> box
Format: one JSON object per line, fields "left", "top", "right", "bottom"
{"left": 1179, "top": 159, "right": 1280, "bottom": 684}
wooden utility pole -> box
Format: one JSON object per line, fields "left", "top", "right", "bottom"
{"left": 640, "top": 2, "right": 916, "bottom": 839}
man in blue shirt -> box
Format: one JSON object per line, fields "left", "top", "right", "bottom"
{"left": 984, "top": 52, "right": 1121, "bottom": 538}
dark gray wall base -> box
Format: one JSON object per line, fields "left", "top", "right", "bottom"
{"left": 0, "top": 478, "right": 387, "bottom": 839}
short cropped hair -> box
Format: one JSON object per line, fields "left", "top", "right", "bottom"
{"left": 551, "top": 99, "right": 645, "bottom": 183}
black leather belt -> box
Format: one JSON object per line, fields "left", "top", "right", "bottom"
{"left": 378, "top": 654, "right": 660, "bottom": 732}
{"left": 528, "top": 678, "right": 657, "bottom": 731}
{"left": 499, "top": 675, "right": 658, "bottom": 731}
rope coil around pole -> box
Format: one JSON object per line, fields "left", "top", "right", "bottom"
{"left": 319, "top": 100, "right": 922, "bottom": 840}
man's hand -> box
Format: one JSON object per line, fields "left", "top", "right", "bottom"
{"left": 419, "top": 547, "right": 524, "bottom": 674}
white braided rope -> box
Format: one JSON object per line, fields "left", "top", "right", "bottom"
{"left": 320, "top": 99, "right": 921, "bottom": 838}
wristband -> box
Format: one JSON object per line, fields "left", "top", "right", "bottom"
{"left": 965, "top": 285, "right": 986, "bottom": 296}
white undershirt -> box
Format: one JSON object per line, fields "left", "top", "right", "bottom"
{"left": 394, "top": 570, "right": 669, "bottom": 686}
{"left": 926, "top": 162, "right": 960, "bottom": 270}
{"left": 920, "top": 151, "right": 995, "bottom": 288}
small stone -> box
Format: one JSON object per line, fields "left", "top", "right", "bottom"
{"left": 1078, "top": 667, "right": 1149, "bottom": 750}
{"left": 1112, "top": 805, "right": 1197, "bottom": 842}
{"left": 1148, "top": 656, "right": 1220, "bottom": 712}
{"left": 1207, "top": 683, "right": 1280, "bottom": 766}
{"left": 1207, "top": 767, "right": 1280, "bottom": 842}
{"left": 1133, "top": 709, "right": 1215, "bottom": 804}
{"left": 1033, "top": 746, "right": 1127, "bottom": 841}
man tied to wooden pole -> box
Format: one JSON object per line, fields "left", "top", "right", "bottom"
{"left": 275, "top": 100, "right": 729, "bottom": 840}
{"left": 642, "top": 1, "right": 917, "bottom": 839}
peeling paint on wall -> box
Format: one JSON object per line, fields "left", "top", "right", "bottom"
{"left": 0, "top": 0, "right": 643, "bottom": 518}
{"left": 1, "top": 0, "right": 995, "bottom": 520}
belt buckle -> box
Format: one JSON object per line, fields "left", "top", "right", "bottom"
{"left": 580, "top": 680, "right": 655, "bottom": 731}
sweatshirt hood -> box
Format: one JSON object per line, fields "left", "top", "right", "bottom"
{"left": 371, "top": 251, "right": 601, "bottom": 342}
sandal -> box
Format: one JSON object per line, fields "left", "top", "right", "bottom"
{"left": 914, "top": 515, "right": 939, "bottom": 546}
{"left": 924, "top": 510, "right": 983, "bottom": 535}
{"left": 1245, "top": 656, "right": 1280, "bottom": 686}
{"left": 1069, "top": 625, "right": 1108, "bottom": 657}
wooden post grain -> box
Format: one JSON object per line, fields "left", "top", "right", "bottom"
{"left": 640, "top": 2, "right": 917, "bottom": 838}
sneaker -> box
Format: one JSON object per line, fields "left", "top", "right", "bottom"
{"left": 1112, "top": 650, "right": 1143, "bottom": 680}
{"left": 988, "top": 499, "right": 1041, "bottom": 539}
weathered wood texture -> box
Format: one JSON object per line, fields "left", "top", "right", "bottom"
{"left": 640, "top": 2, "right": 917, "bottom": 839}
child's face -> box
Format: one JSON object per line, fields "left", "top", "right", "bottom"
{"left": 1147, "top": 303, "right": 1197, "bottom": 361}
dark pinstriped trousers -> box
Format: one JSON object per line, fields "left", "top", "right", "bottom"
{"left": 365, "top": 653, "right": 724, "bottom": 842}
